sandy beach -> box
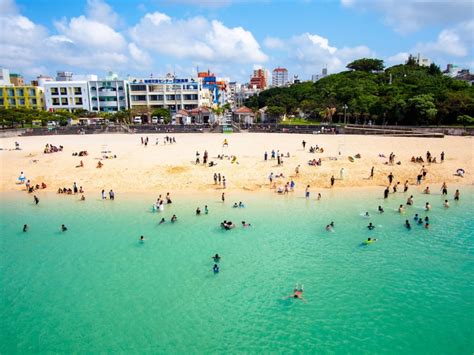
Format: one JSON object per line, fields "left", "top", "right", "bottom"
{"left": 0, "top": 133, "right": 471, "bottom": 194}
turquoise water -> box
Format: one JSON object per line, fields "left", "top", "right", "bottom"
{"left": 1, "top": 188, "right": 473, "bottom": 354}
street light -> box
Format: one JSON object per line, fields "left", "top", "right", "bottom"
{"left": 343, "top": 104, "right": 348, "bottom": 125}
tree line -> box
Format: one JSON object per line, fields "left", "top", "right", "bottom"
{"left": 245, "top": 58, "right": 474, "bottom": 126}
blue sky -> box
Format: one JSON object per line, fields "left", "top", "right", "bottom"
{"left": 1, "top": 0, "right": 473, "bottom": 82}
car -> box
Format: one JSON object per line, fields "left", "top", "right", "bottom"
{"left": 47, "top": 121, "right": 58, "bottom": 126}
{"left": 151, "top": 116, "right": 158, "bottom": 124}
{"left": 133, "top": 117, "right": 142, "bottom": 124}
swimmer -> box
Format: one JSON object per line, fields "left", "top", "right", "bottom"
{"left": 205, "top": 205, "right": 209, "bottom": 214}
{"left": 140, "top": 235, "right": 145, "bottom": 242}
{"left": 242, "top": 221, "right": 251, "bottom": 227}
{"left": 418, "top": 218, "right": 423, "bottom": 225}
{"left": 367, "top": 222, "right": 375, "bottom": 230}
{"left": 444, "top": 200, "right": 449, "bottom": 208}
{"left": 196, "top": 207, "right": 201, "bottom": 215}
{"left": 425, "top": 202, "right": 431, "bottom": 211}
{"left": 406, "top": 196, "right": 413, "bottom": 205}
{"left": 284, "top": 284, "right": 306, "bottom": 302}
{"left": 213, "top": 264, "right": 220, "bottom": 273}
{"left": 425, "top": 222, "right": 430, "bottom": 229}
{"left": 33, "top": 195, "right": 39, "bottom": 205}
{"left": 424, "top": 216, "right": 429, "bottom": 222}
{"left": 61, "top": 224, "right": 67, "bottom": 232}
{"left": 330, "top": 221, "right": 334, "bottom": 228}
{"left": 23, "top": 224, "right": 28, "bottom": 232}
{"left": 233, "top": 203, "right": 238, "bottom": 208}
{"left": 325, "top": 224, "right": 333, "bottom": 231}
{"left": 398, "top": 204, "right": 405, "bottom": 213}
{"left": 414, "top": 213, "right": 419, "bottom": 221}
{"left": 212, "top": 254, "right": 221, "bottom": 262}
{"left": 159, "top": 218, "right": 165, "bottom": 224}
{"left": 239, "top": 202, "right": 245, "bottom": 208}
{"left": 80, "top": 194, "right": 85, "bottom": 201}
{"left": 405, "top": 220, "right": 411, "bottom": 229}
{"left": 378, "top": 206, "right": 384, "bottom": 213}
{"left": 363, "top": 237, "right": 377, "bottom": 245}
{"left": 365, "top": 212, "right": 370, "bottom": 217}
{"left": 171, "top": 214, "right": 177, "bottom": 222}
{"left": 424, "top": 186, "right": 430, "bottom": 194}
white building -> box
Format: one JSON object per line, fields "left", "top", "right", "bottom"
{"left": 0, "top": 68, "right": 12, "bottom": 86}
{"left": 312, "top": 68, "right": 328, "bottom": 82}
{"left": 272, "top": 67, "right": 288, "bottom": 87}
{"left": 44, "top": 81, "right": 90, "bottom": 112}
{"left": 88, "top": 80, "right": 129, "bottom": 112}
{"left": 129, "top": 77, "right": 204, "bottom": 111}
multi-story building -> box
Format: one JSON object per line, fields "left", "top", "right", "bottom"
{"left": 129, "top": 76, "right": 203, "bottom": 112}
{"left": 0, "top": 68, "right": 12, "bottom": 86}
{"left": 44, "top": 81, "right": 90, "bottom": 112}
{"left": 0, "top": 85, "right": 44, "bottom": 110}
{"left": 10, "top": 73, "right": 25, "bottom": 86}
{"left": 272, "top": 67, "right": 288, "bottom": 87}
{"left": 311, "top": 68, "right": 328, "bottom": 82}
{"left": 250, "top": 68, "right": 268, "bottom": 90}
{"left": 88, "top": 80, "right": 130, "bottom": 112}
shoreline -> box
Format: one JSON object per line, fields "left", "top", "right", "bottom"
{"left": 1, "top": 133, "right": 471, "bottom": 194}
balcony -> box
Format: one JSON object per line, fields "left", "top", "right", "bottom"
{"left": 98, "top": 101, "right": 119, "bottom": 107}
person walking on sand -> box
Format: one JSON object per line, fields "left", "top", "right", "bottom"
{"left": 264, "top": 151, "right": 268, "bottom": 161}
{"left": 369, "top": 166, "right": 374, "bottom": 179}
{"left": 295, "top": 165, "right": 300, "bottom": 176}
{"left": 404, "top": 180, "right": 409, "bottom": 192}
{"left": 440, "top": 151, "right": 445, "bottom": 163}
{"left": 221, "top": 192, "right": 225, "bottom": 202}
{"left": 388, "top": 172, "right": 394, "bottom": 184}
{"left": 214, "top": 173, "right": 218, "bottom": 185}
{"left": 222, "top": 176, "right": 226, "bottom": 189}
{"left": 305, "top": 185, "right": 310, "bottom": 199}
{"left": 101, "top": 189, "right": 106, "bottom": 200}
{"left": 340, "top": 168, "right": 345, "bottom": 180}
{"left": 34, "top": 195, "right": 39, "bottom": 205}
{"left": 330, "top": 175, "right": 335, "bottom": 187}
{"left": 302, "top": 140, "right": 306, "bottom": 150}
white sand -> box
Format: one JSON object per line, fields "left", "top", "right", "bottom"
{"left": 0, "top": 133, "right": 471, "bottom": 194}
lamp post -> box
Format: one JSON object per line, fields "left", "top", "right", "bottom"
{"left": 343, "top": 104, "right": 348, "bottom": 125}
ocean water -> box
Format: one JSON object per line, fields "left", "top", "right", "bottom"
{"left": 1, "top": 187, "right": 473, "bottom": 354}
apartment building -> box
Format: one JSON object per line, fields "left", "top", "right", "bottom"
{"left": 44, "top": 81, "right": 90, "bottom": 112}
{"left": 0, "top": 85, "right": 44, "bottom": 110}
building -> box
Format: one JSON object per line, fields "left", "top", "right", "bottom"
{"left": 272, "top": 67, "right": 288, "bottom": 87}
{"left": 0, "top": 85, "right": 44, "bottom": 110}
{"left": 88, "top": 79, "right": 130, "bottom": 112}
{"left": 407, "top": 54, "right": 431, "bottom": 67}
{"left": 312, "top": 68, "right": 328, "bottom": 82}
{"left": 0, "top": 68, "right": 11, "bottom": 86}
{"left": 129, "top": 75, "right": 203, "bottom": 112}
{"left": 233, "top": 106, "right": 255, "bottom": 125}
{"left": 10, "top": 73, "right": 24, "bottom": 86}
{"left": 250, "top": 68, "right": 268, "bottom": 90}
{"left": 44, "top": 81, "right": 90, "bottom": 112}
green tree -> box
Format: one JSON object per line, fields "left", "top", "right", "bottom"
{"left": 407, "top": 94, "right": 438, "bottom": 125}
{"left": 346, "top": 58, "right": 384, "bottom": 72}
{"left": 457, "top": 114, "right": 474, "bottom": 127}
{"left": 152, "top": 108, "right": 171, "bottom": 123}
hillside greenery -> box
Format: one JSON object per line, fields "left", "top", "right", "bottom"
{"left": 246, "top": 59, "right": 474, "bottom": 125}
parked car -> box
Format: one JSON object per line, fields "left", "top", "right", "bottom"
{"left": 151, "top": 116, "right": 158, "bottom": 124}
{"left": 133, "top": 117, "right": 142, "bottom": 124}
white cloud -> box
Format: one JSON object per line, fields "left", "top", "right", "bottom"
{"left": 264, "top": 36, "right": 285, "bottom": 50}
{"left": 269, "top": 32, "right": 374, "bottom": 76}
{"left": 86, "top": 0, "right": 120, "bottom": 28}
{"left": 341, "top": 0, "right": 474, "bottom": 34}
{"left": 130, "top": 12, "right": 268, "bottom": 64}
{"left": 128, "top": 43, "right": 152, "bottom": 67}
{"left": 54, "top": 16, "right": 126, "bottom": 51}
{"left": 0, "top": 0, "right": 18, "bottom": 15}
{"left": 415, "top": 20, "right": 473, "bottom": 57}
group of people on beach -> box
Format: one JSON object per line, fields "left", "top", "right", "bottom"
{"left": 44, "top": 144, "right": 63, "bottom": 154}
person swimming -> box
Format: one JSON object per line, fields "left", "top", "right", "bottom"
{"left": 196, "top": 207, "right": 201, "bottom": 215}
{"left": 367, "top": 222, "right": 375, "bottom": 230}
{"left": 61, "top": 224, "right": 67, "bottom": 232}
{"left": 140, "top": 235, "right": 145, "bottom": 242}
{"left": 233, "top": 203, "right": 238, "bottom": 208}
{"left": 398, "top": 204, "right": 405, "bottom": 213}
{"left": 407, "top": 196, "right": 413, "bottom": 205}
{"left": 239, "top": 202, "right": 245, "bottom": 208}
{"left": 330, "top": 221, "right": 334, "bottom": 228}
{"left": 326, "top": 224, "right": 333, "bottom": 231}
{"left": 378, "top": 206, "right": 384, "bottom": 213}
{"left": 212, "top": 254, "right": 221, "bottom": 262}
{"left": 213, "top": 264, "right": 220, "bottom": 273}
{"left": 242, "top": 221, "right": 251, "bottom": 227}
{"left": 363, "top": 237, "right": 377, "bottom": 245}
{"left": 285, "top": 284, "right": 306, "bottom": 302}
{"left": 405, "top": 220, "right": 411, "bottom": 229}
{"left": 204, "top": 205, "right": 209, "bottom": 214}
{"left": 444, "top": 200, "right": 449, "bottom": 208}
{"left": 159, "top": 218, "right": 165, "bottom": 224}
{"left": 418, "top": 218, "right": 423, "bottom": 225}
{"left": 425, "top": 202, "right": 431, "bottom": 211}
{"left": 414, "top": 213, "right": 419, "bottom": 221}
{"left": 171, "top": 214, "right": 177, "bottom": 222}
{"left": 23, "top": 224, "right": 28, "bottom": 232}
{"left": 221, "top": 220, "right": 235, "bottom": 230}
{"left": 365, "top": 212, "right": 370, "bottom": 217}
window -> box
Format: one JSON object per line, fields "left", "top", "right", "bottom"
{"left": 92, "top": 106, "right": 98, "bottom": 111}
{"left": 131, "top": 95, "right": 146, "bottom": 101}
{"left": 61, "top": 97, "right": 68, "bottom": 105}
{"left": 51, "top": 88, "right": 59, "bottom": 95}
{"left": 16, "top": 89, "right": 24, "bottom": 96}
{"left": 118, "top": 86, "right": 124, "bottom": 90}
{"left": 60, "top": 88, "right": 67, "bottom": 95}
{"left": 74, "top": 87, "right": 82, "bottom": 95}
{"left": 90, "top": 86, "right": 96, "bottom": 91}
{"left": 28, "top": 89, "right": 35, "bottom": 96}
{"left": 52, "top": 98, "right": 60, "bottom": 106}
{"left": 18, "top": 98, "right": 25, "bottom": 105}
{"left": 149, "top": 95, "right": 164, "bottom": 101}
{"left": 7, "top": 89, "right": 14, "bottom": 96}
{"left": 131, "top": 84, "right": 147, "bottom": 91}
{"left": 0, "top": 98, "right": 4, "bottom": 105}
{"left": 75, "top": 97, "right": 83, "bottom": 105}
{"left": 8, "top": 98, "right": 15, "bottom": 105}
{"left": 166, "top": 95, "right": 180, "bottom": 100}
{"left": 0, "top": 88, "right": 2, "bottom": 95}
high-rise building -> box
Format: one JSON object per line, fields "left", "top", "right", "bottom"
{"left": 44, "top": 81, "right": 90, "bottom": 112}
{"left": 272, "top": 67, "right": 288, "bottom": 87}
{"left": 250, "top": 68, "right": 268, "bottom": 90}
{"left": 10, "top": 73, "right": 24, "bottom": 86}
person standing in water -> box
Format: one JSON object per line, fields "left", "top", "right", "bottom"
{"left": 384, "top": 187, "right": 389, "bottom": 199}
{"left": 61, "top": 224, "right": 68, "bottom": 232}
{"left": 23, "top": 224, "right": 28, "bottom": 232}
{"left": 440, "top": 182, "right": 448, "bottom": 195}
{"left": 305, "top": 185, "right": 310, "bottom": 199}
{"left": 454, "top": 189, "right": 460, "bottom": 201}
{"left": 33, "top": 195, "right": 39, "bottom": 205}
